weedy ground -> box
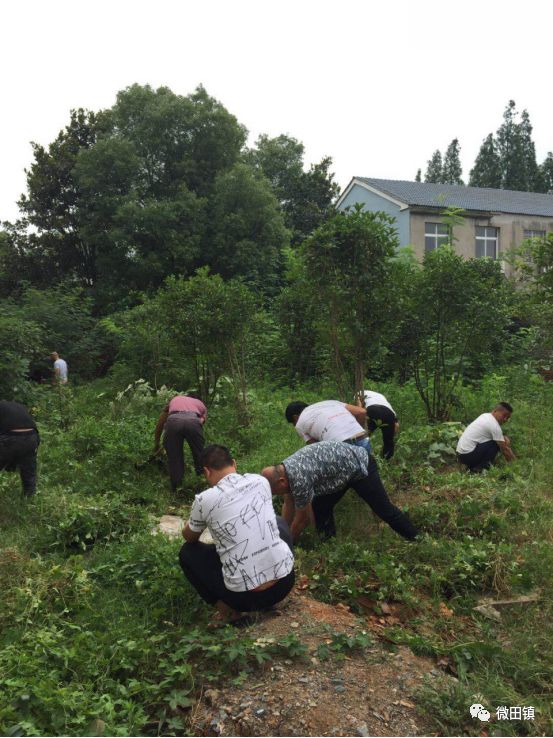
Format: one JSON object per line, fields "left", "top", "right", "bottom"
{"left": 0, "top": 370, "right": 552, "bottom": 737}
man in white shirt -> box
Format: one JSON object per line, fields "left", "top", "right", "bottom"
{"left": 360, "top": 390, "right": 399, "bottom": 460}
{"left": 285, "top": 400, "right": 372, "bottom": 454}
{"left": 456, "top": 403, "right": 515, "bottom": 473}
{"left": 50, "top": 352, "right": 68, "bottom": 385}
{"left": 180, "top": 445, "right": 295, "bottom": 627}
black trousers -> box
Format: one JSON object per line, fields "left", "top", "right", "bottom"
{"left": 366, "top": 405, "right": 397, "bottom": 460}
{"left": 179, "top": 516, "right": 295, "bottom": 612}
{"left": 457, "top": 440, "right": 499, "bottom": 473}
{"left": 0, "top": 431, "right": 40, "bottom": 496}
{"left": 163, "top": 412, "right": 205, "bottom": 487}
{"left": 312, "top": 455, "right": 418, "bottom": 540}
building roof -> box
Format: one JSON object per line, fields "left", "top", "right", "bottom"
{"left": 351, "top": 178, "right": 553, "bottom": 217}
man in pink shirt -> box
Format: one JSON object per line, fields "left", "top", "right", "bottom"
{"left": 154, "top": 394, "right": 207, "bottom": 491}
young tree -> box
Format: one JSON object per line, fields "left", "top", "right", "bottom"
{"left": 302, "top": 205, "right": 398, "bottom": 398}
{"left": 408, "top": 247, "right": 510, "bottom": 420}
{"left": 442, "top": 139, "right": 464, "bottom": 185}
{"left": 469, "top": 133, "right": 502, "bottom": 188}
{"left": 415, "top": 169, "right": 422, "bottom": 182}
{"left": 425, "top": 150, "right": 443, "bottom": 183}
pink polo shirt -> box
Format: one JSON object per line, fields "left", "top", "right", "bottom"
{"left": 168, "top": 396, "right": 207, "bottom": 423}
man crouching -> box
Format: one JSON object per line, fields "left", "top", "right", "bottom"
{"left": 179, "top": 444, "right": 295, "bottom": 627}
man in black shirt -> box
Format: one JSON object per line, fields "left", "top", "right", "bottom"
{"left": 0, "top": 400, "right": 40, "bottom": 497}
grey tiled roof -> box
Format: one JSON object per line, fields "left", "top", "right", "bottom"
{"left": 356, "top": 178, "right": 553, "bottom": 217}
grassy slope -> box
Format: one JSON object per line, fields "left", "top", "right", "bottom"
{"left": 0, "top": 372, "right": 551, "bottom": 737}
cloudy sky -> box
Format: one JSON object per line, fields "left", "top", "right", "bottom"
{"left": 1, "top": 0, "right": 551, "bottom": 223}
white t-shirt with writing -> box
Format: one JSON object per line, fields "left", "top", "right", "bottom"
{"left": 54, "top": 358, "right": 68, "bottom": 382}
{"left": 295, "top": 400, "right": 365, "bottom": 442}
{"left": 362, "top": 390, "right": 395, "bottom": 415}
{"left": 188, "top": 472, "right": 294, "bottom": 592}
{"left": 456, "top": 413, "right": 504, "bottom": 455}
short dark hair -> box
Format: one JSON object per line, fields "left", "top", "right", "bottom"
{"left": 186, "top": 391, "right": 201, "bottom": 400}
{"left": 495, "top": 402, "right": 513, "bottom": 413}
{"left": 285, "top": 401, "right": 308, "bottom": 423}
{"left": 200, "top": 444, "right": 233, "bottom": 470}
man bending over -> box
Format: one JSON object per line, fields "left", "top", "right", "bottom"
{"left": 456, "top": 402, "right": 515, "bottom": 473}
{"left": 180, "top": 445, "right": 295, "bottom": 627}
{"left": 285, "top": 400, "right": 371, "bottom": 454}
{"left": 262, "top": 441, "right": 418, "bottom": 542}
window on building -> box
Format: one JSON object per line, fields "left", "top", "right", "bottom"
{"left": 475, "top": 226, "right": 498, "bottom": 258}
{"left": 425, "top": 222, "right": 449, "bottom": 252}
{"left": 523, "top": 229, "right": 546, "bottom": 242}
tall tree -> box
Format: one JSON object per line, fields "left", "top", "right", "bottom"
{"left": 469, "top": 134, "right": 502, "bottom": 188}
{"left": 442, "top": 139, "right": 464, "bottom": 185}
{"left": 539, "top": 152, "right": 553, "bottom": 194}
{"left": 425, "top": 150, "right": 443, "bottom": 183}
{"left": 519, "top": 109, "right": 540, "bottom": 192}
{"left": 415, "top": 169, "right": 422, "bottom": 182}
{"left": 496, "top": 100, "right": 527, "bottom": 191}
{"left": 247, "top": 134, "right": 338, "bottom": 243}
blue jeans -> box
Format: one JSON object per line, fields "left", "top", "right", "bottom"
{"left": 350, "top": 436, "right": 372, "bottom": 455}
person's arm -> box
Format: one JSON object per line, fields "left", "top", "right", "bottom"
{"left": 497, "top": 439, "right": 515, "bottom": 462}
{"left": 282, "top": 493, "right": 296, "bottom": 525}
{"left": 198, "top": 401, "right": 207, "bottom": 424}
{"left": 154, "top": 404, "right": 170, "bottom": 450}
{"left": 290, "top": 504, "right": 313, "bottom": 541}
{"left": 345, "top": 403, "right": 367, "bottom": 422}
{"left": 182, "top": 522, "right": 202, "bottom": 543}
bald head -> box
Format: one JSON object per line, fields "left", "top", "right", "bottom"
{"left": 261, "top": 464, "right": 289, "bottom": 495}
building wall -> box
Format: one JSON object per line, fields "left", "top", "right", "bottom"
{"left": 410, "top": 212, "right": 553, "bottom": 275}
{"left": 339, "top": 183, "right": 410, "bottom": 248}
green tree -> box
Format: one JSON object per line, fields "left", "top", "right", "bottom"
{"left": 0, "top": 309, "right": 42, "bottom": 400}
{"left": 302, "top": 205, "right": 398, "bottom": 397}
{"left": 538, "top": 152, "right": 553, "bottom": 194}
{"left": 157, "top": 269, "right": 257, "bottom": 420}
{"left": 206, "top": 162, "right": 289, "bottom": 288}
{"left": 469, "top": 133, "right": 502, "bottom": 188}
{"left": 408, "top": 247, "right": 510, "bottom": 420}
{"left": 442, "top": 139, "right": 464, "bottom": 185}
{"left": 519, "top": 109, "right": 540, "bottom": 192}
{"left": 425, "top": 150, "right": 443, "bottom": 183}
{"left": 497, "top": 100, "right": 528, "bottom": 191}
{"left": 415, "top": 169, "right": 422, "bottom": 182}
{"left": 247, "top": 134, "right": 338, "bottom": 243}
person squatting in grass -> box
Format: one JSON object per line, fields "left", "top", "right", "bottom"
{"left": 154, "top": 393, "right": 207, "bottom": 491}
{"left": 0, "top": 400, "right": 40, "bottom": 497}
{"left": 358, "top": 389, "right": 399, "bottom": 460}
{"left": 262, "top": 440, "right": 419, "bottom": 542}
{"left": 285, "top": 400, "right": 372, "bottom": 454}
{"left": 179, "top": 444, "right": 295, "bottom": 627}
{"left": 456, "top": 402, "right": 515, "bottom": 473}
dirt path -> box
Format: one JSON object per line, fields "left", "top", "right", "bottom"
{"left": 189, "top": 590, "right": 448, "bottom": 737}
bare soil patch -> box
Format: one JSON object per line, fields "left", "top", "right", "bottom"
{"left": 190, "top": 590, "right": 449, "bottom": 737}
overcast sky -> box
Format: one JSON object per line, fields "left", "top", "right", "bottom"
{"left": 1, "top": 0, "right": 551, "bottom": 223}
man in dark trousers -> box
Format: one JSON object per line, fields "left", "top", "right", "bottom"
{"left": 180, "top": 444, "right": 295, "bottom": 627}
{"left": 359, "top": 389, "right": 399, "bottom": 460}
{"left": 456, "top": 402, "right": 515, "bottom": 473}
{"left": 0, "top": 400, "right": 40, "bottom": 497}
{"left": 154, "top": 394, "right": 207, "bottom": 491}
{"left": 262, "top": 440, "right": 418, "bottom": 542}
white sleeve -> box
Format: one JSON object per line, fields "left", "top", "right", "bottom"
{"left": 295, "top": 419, "right": 312, "bottom": 442}
{"left": 488, "top": 417, "right": 504, "bottom": 443}
{"left": 188, "top": 495, "right": 206, "bottom": 532}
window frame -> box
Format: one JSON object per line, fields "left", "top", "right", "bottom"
{"left": 424, "top": 222, "right": 449, "bottom": 252}
{"left": 475, "top": 226, "right": 499, "bottom": 259}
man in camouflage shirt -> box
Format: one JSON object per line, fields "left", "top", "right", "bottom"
{"left": 262, "top": 440, "right": 418, "bottom": 542}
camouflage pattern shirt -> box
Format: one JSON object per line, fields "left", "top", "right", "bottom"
{"left": 282, "top": 440, "right": 369, "bottom": 509}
